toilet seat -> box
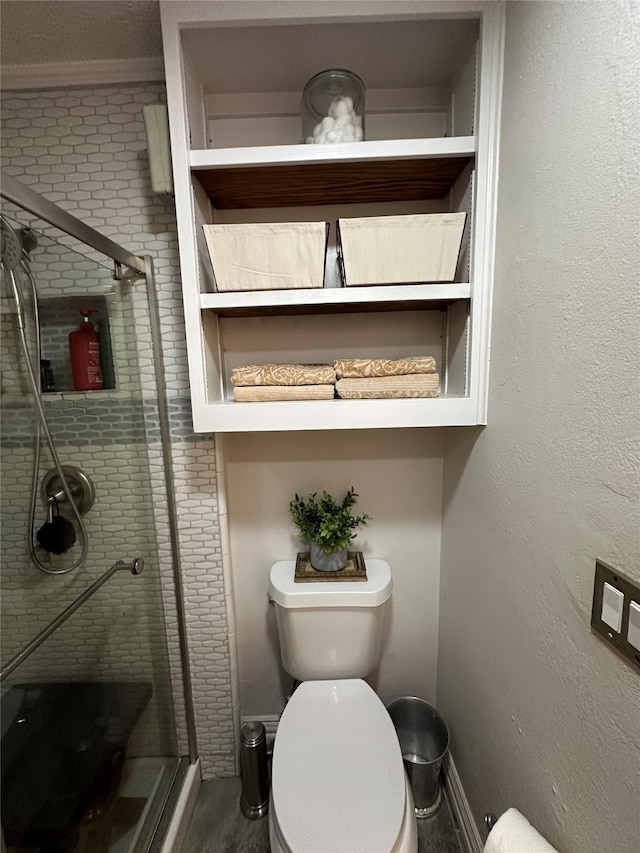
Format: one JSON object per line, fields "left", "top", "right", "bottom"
{"left": 271, "top": 679, "right": 407, "bottom": 853}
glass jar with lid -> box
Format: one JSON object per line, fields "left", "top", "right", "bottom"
{"left": 301, "top": 69, "right": 365, "bottom": 144}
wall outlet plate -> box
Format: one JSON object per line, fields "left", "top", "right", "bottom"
{"left": 591, "top": 559, "right": 640, "bottom": 673}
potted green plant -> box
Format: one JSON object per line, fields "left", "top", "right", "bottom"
{"left": 289, "top": 486, "right": 371, "bottom": 571}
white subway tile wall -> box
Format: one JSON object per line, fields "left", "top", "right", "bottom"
{"left": 1, "top": 84, "right": 234, "bottom": 778}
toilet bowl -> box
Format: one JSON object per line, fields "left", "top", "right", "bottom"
{"left": 269, "top": 679, "right": 417, "bottom": 853}
{"left": 268, "top": 559, "right": 418, "bottom": 852}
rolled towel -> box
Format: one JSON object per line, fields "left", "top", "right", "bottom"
{"left": 231, "top": 363, "right": 336, "bottom": 387}
{"left": 334, "top": 356, "right": 437, "bottom": 379}
{"left": 484, "top": 809, "right": 559, "bottom": 853}
{"left": 336, "top": 374, "right": 439, "bottom": 399}
{"left": 233, "top": 384, "right": 335, "bottom": 402}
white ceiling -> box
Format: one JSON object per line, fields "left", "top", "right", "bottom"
{"left": 0, "top": 2, "right": 477, "bottom": 92}
{"left": 1, "top": 0, "right": 162, "bottom": 66}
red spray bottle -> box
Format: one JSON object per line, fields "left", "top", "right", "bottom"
{"left": 69, "top": 308, "right": 104, "bottom": 391}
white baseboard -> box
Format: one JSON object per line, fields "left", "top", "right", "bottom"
{"left": 160, "top": 760, "right": 201, "bottom": 853}
{"left": 443, "top": 754, "right": 483, "bottom": 853}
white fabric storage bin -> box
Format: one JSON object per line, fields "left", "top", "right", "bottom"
{"left": 337, "top": 212, "right": 466, "bottom": 285}
{"left": 203, "top": 221, "right": 329, "bottom": 292}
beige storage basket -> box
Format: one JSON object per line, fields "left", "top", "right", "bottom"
{"left": 203, "top": 221, "right": 329, "bottom": 292}
{"left": 337, "top": 212, "right": 466, "bottom": 285}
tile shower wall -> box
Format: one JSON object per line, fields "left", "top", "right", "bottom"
{"left": 1, "top": 84, "right": 234, "bottom": 777}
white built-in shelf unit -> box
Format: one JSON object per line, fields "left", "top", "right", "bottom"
{"left": 160, "top": 1, "right": 504, "bottom": 432}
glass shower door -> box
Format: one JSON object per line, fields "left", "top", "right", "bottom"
{"left": 1, "top": 214, "right": 186, "bottom": 853}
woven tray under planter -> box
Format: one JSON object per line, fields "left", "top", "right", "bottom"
{"left": 294, "top": 551, "right": 367, "bottom": 583}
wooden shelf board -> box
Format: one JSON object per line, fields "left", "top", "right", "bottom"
{"left": 191, "top": 394, "right": 477, "bottom": 433}
{"left": 190, "top": 138, "right": 475, "bottom": 208}
{"left": 190, "top": 137, "right": 475, "bottom": 168}
{"left": 195, "top": 156, "right": 472, "bottom": 209}
{"left": 200, "top": 283, "right": 471, "bottom": 316}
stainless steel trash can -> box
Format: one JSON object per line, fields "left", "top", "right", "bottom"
{"left": 387, "top": 697, "right": 449, "bottom": 818}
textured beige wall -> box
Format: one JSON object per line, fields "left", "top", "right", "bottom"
{"left": 224, "top": 428, "right": 445, "bottom": 716}
{"left": 438, "top": 3, "right": 640, "bottom": 852}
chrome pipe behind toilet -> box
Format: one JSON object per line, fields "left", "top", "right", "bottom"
{"left": 485, "top": 813, "right": 498, "bottom": 832}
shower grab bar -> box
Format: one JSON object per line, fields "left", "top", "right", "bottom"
{"left": 0, "top": 557, "right": 144, "bottom": 683}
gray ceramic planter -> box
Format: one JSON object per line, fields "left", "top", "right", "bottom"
{"left": 309, "top": 541, "right": 348, "bottom": 572}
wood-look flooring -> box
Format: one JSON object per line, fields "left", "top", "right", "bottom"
{"left": 182, "top": 776, "right": 466, "bottom": 853}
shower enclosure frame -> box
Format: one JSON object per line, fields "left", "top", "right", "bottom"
{"left": 1, "top": 171, "right": 200, "bottom": 852}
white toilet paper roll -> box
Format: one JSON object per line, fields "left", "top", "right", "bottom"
{"left": 484, "top": 808, "right": 559, "bottom": 853}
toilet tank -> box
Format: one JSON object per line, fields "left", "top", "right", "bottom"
{"left": 269, "top": 559, "right": 392, "bottom": 681}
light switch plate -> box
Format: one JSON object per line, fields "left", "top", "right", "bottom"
{"left": 601, "top": 582, "right": 624, "bottom": 632}
{"left": 591, "top": 560, "right": 640, "bottom": 674}
{"left": 628, "top": 601, "right": 640, "bottom": 652}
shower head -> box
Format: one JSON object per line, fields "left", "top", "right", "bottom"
{"left": 0, "top": 216, "right": 23, "bottom": 271}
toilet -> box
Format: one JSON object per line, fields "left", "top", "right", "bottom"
{"left": 268, "top": 559, "right": 418, "bottom": 853}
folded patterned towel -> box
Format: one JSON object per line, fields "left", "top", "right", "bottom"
{"left": 336, "top": 374, "right": 440, "bottom": 399}
{"left": 233, "top": 384, "right": 335, "bottom": 402}
{"left": 231, "top": 363, "right": 336, "bottom": 386}
{"left": 333, "top": 356, "right": 437, "bottom": 379}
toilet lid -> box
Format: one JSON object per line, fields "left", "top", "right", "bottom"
{"left": 272, "top": 679, "right": 406, "bottom": 853}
